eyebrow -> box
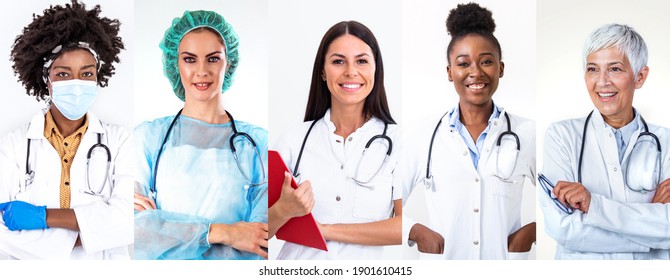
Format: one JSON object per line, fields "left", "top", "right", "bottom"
{"left": 455, "top": 52, "right": 496, "bottom": 59}
{"left": 586, "top": 61, "right": 624, "bottom": 66}
{"left": 52, "top": 64, "right": 96, "bottom": 70}
{"left": 329, "top": 53, "right": 371, "bottom": 59}
{"left": 180, "top": 51, "right": 223, "bottom": 57}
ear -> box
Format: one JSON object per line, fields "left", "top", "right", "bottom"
{"left": 634, "top": 66, "right": 649, "bottom": 89}
{"left": 321, "top": 70, "right": 326, "bottom": 81}
{"left": 499, "top": 61, "right": 505, "bottom": 78}
{"left": 447, "top": 65, "right": 453, "bottom": 82}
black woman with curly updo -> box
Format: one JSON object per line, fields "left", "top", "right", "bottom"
{"left": 395, "top": 2, "right": 537, "bottom": 260}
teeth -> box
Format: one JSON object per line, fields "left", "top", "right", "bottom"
{"left": 599, "top": 92, "right": 616, "bottom": 97}
{"left": 195, "top": 83, "right": 208, "bottom": 87}
{"left": 341, "top": 84, "right": 361, "bottom": 89}
{"left": 468, "top": 83, "right": 485, "bottom": 89}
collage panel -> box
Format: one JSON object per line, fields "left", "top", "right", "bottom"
{"left": 400, "top": 0, "right": 537, "bottom": 260}
{"left": 132, "top": 0, "right": 269, "bottom": 260}
{"left": 536, "top": 0, "right": 670, "bottom": 260}
{"left": 267, "top": 0, "right": 403, "bottom": 260}
{"left": 0, "top": 0, "right": 135, "bottom": 259}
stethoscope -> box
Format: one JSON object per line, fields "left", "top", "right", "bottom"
{"left": 20, "top": 129, "right": 112, "bottom": 199}
{"left": 150, "top": 109, "right": 267, "bottom": 200}
{"left": 293, "top": 118, "right": 392, "bottom": 188}
{"left": 578, "top": 110, "right": 661, "bottom": 193}
{"left": 422, "top": 111, "right": 520, "bottom": 190}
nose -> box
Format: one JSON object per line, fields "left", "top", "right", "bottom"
{"left": 596, "top": 71, "right": 611, "bottom": 87}
{"left": 469, "top": 63, "right": 483, "bottom": 77}
{"left": 344, "top": 63, "right": 358, "bottom": 77}
{"left": 196, "top": 62, "right": 209, "bottom": 77}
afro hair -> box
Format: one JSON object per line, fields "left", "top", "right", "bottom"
{"left": 10, "top": 0, "right": 124, "bottom": 101}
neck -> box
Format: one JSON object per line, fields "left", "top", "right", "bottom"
{"left": 182, "top": 94, "right": 229, "bottom": 124}
{"left": 49, "top": 107, "right": 86, "bottom": 137}
{"left": 602, "top": 109, "right": 634, "bottom": 129}
{"left": 330, "top": 104, "right": 367, "bottom": 139}
{"left": 458, "top": 100, "right": 493, "bottom": 126}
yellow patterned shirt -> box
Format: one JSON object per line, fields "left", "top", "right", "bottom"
{"left": 43, "top": 111, "right": 89, "bottom": 209}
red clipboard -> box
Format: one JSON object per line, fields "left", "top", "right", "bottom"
{"left": 268, "top": 150, "right": 328, "bottom": 251}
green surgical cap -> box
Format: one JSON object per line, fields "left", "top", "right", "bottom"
{"left": 160, "top": 10, "right": 239, "bottom": 101}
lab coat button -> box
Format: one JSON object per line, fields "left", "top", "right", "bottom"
{"left": 493, "top": 121, "right": 498, "bottom": 126}
{"left": 348, "top": 137, "right": 352, "bottom": 141}
{"left": 475, "top": 178, "right": 480, "bottom": 182}
{"left": 336, "top": 196, "right": 341, "bottom": 202}
{"left": 473, "top": 241, "right": 479, "bottom": 245}
{"left": 613, "top": 167, "right": 618, "bottom": 172}
{"left": 336, "top": 139, "right": 342, "bottom": 143}
{"left": 340, "top": 164, "right": 344, "bottom": 170}
{"left": 474, "top": 208, "right": 479, "bottom": 213}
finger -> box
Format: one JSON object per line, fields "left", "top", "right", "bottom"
{"left": 259, "top": 238, "right": 269, "bottom": 249}
{"left": 283, "top": 171, "right": 293, "bottom": 190}
{"left": 134, "top": 197, "right": 152, "bottom": 211}
{"left": 134, "top": 203, "right": 146, "bottom": 211}
{"left": 261, "top": 223, "right": 268, "bottom": 232}
{"left": 254, "top": 246, "right": 269, "bottom": 259}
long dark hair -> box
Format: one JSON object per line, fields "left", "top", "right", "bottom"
{"left": 303, "top": 21, "right": 395, "bottom": 124}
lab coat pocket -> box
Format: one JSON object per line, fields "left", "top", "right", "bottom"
{"left": 352, "top": 175, "right": 394, "bottom": 221}
{"left": 490, "top": 175, "right": 524, "bottom": 202}
{"left": 506, "top": 251, "right": 529, "bottom": 260}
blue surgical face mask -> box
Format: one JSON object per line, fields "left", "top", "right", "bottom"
{"left": 50, "top": 79, "right": 98, "bottom": 120}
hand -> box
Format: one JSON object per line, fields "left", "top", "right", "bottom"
{"left": 0, "top": 201, "right": 48, "bottom": 231}
{"left": 508, "top": 222, "right": 536, "bottom": 252}
{"left": 134, "top": 193, "right": 156, "bottom": 212}
{"left": 210, "top": 222, "right": 269, "bottom": 259}
{"left": 276, "top": 171, "right": 314, "bottom": 219}
{"left": 409, "top": 223, "right": 444, "bottom": 254}
{"left": 652, "top": 178, "right": 670, "bottom": 204}
{"left": 553, "top": 181, "right": 591, "bottom": 213}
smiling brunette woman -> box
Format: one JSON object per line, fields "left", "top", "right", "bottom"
{"left": 270, "top": 21, "right": 401, "bottom": 260}
{"left": 132, "top": 10, "right": 268, "bottom": 260}
{"left": 395, "top": 3, "right": 537, "bottom": 260}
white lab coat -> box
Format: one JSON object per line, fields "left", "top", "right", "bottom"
{"left": 0, "top": 110, "right": 133, "bottom": 259}
{"left": 273, "top": 110, "right": 401, "bottom": 259}
{"left": 397, "top": 108, "right": 536, "bottom": 260}
{"left": 540, "top": 110, "right": 670, "bottom": 260}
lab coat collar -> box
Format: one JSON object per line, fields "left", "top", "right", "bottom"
{"left": 589, "top": 107, "right": 642, "bottom": 131}
{"left": 26, "top": 108, "right": 104, "bottom": 140}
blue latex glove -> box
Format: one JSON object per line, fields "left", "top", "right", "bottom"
{"left": 0, "top": 201, "right": 48, "bottom": 231}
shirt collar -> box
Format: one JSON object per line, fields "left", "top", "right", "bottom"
{"left": 448, "top": 103, "right": 502, "bottom": 130}
{"left": 43, "top": 110, "right": 90, "bottom": 140}
{"left": 606, "top": 110, "right": 640, "bottom": 142}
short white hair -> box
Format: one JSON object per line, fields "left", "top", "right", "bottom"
{"left": 583, "top": 23, "right": 647, "bottom": 77}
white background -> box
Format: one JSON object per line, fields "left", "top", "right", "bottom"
{"left": 0, "top": 0, "right": 135, "bottom": 135}
{"left": 267, "top": 0, "right": 403, "bottom": 259}
{"left": 401, "top": 0, "right": 537, "bottom": 259}
{"left": 536, "top": 0, "right": 670, "bottom": 259}
{"left": 133, "top": 0, "right": 268, "bottom": 128}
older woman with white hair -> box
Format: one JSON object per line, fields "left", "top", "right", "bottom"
{"left": 539, "top": 23, "right": 670, "bottom": 260}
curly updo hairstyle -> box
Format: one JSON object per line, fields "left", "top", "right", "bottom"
{"left": 10, "top": 0, "right": 124, "bottom": 101}
{"left": 445, "top": 2, "right": 501, "bottom": 63}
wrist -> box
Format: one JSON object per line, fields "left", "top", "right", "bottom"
{"left": 208, "top": 224, "right": 230, "bottom": 245}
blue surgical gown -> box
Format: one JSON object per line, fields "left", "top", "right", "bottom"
{"left": 133, "top": 115, "right": 268, "bottom": 260}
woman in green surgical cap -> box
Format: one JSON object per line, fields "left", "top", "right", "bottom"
{"left": 132, "top": 10, "right": 269, "bottom": 260}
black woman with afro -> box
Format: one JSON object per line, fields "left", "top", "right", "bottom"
{"left": 396, "top": 2, "right": 537, "bottom": 259}
{"left": 0, "top": 0, "right": 133, "bottom": 259}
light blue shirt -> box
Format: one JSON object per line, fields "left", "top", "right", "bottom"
{"left": 607, "top": 113, "right": 639, "bottom": 163}
{"left": 448, "top": 104, "right": 501, "bottom": 168}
